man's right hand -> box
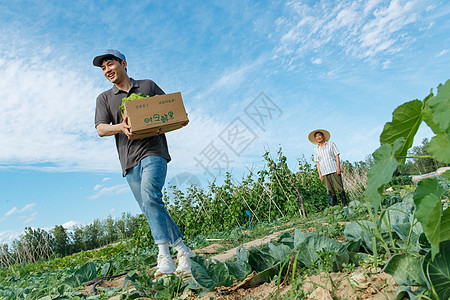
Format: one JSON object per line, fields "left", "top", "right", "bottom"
{"left": 319, "top": 175, "right": 323, "bottom": 181}
{"left": 96, "top": 117, "right": 135, "bottom": 138}
{"left": 120, "top": 117, "right": 135, "bottom": 138}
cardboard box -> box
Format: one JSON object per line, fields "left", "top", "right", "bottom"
{"left": 123, "top": 92, "right": 188, "bottom": 140}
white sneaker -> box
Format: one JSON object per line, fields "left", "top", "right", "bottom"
{"left": 154, "top": 254, "right": 176, "bottom": 277}
{"left": 175, "top": 249, "right": 196, "bottom": 273}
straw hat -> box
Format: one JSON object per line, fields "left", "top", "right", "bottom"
{"left": 308, "top": 129, "right": 330, "bottom": 145}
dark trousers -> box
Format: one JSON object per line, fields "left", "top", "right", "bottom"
{"left": 323, "top": 172, "right": 344, "bottom": 196}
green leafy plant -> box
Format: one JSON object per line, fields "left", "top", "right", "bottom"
{"left": 119, "top": 93, "right": 150, "bottom": 114}
{"left": 352, "top": 79, "right": 450, "bottom": 299}
{"left": 384, "top": 240, "right": 450, "bottom": 300}
{"left": 364, "top": 80, "right": 449, "bottom": 243}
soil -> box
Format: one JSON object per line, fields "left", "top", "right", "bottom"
{"left": 81, "top": 226, "right": 398, "bottom": 299}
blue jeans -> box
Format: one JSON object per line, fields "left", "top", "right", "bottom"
{"left": 126, "top": 155, "right": 183, "bottom": 245}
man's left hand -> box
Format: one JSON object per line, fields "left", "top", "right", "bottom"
{"left": 336, "top": 168, "right": 341, "bottom": 175}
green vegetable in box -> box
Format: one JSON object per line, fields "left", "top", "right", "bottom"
{"left": 119, "top": 93, "right": 150, "bottom": 114}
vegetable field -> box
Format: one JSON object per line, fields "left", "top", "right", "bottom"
{"left": 1, "top": 80, "right": 449, "bottom": 299}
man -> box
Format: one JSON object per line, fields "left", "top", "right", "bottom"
{"left": 93, "top": 49, "right": 194, "bottom": 277}
{"left": 308, "top": 129, "right": 348, "bottom": 207}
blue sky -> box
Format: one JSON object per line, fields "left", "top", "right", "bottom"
{"left": 1, "top": 0, "right": 449, "bottom": 244}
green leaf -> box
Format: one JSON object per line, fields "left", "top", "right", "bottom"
{"left": 344, "top": 220, "right": 377, "bottom": 252}
{"left": 345, "top": 240, "right": 361, "bottom": 253}
{"left": 414, "top": 178, "right": 444, "bottom": 259}
{"left": 392, "top": 223, "right": 420, "bottom": 249}
{"left": 429, "top": 79, "right": 450, "bottom": 137}
{"left": 293, "top": 229, "right": 317, "bottom": 250}
{"left": 422, "top": 240, "right": 450, "bottom": 300}
{"left": 422, "top": 81, "right": 450, "bottom": 163}
{"left": 422, "top": 92, "right": 440, "bottom": 134}
{"left": 119, "top": 93, "right": 150, "bottom": 113}
{"left": 418, "top": 232, "right": 431, "bottom": 253}
{"left": 348, "top": 252, "right": 369, "bottom": 264}
{"left": 225, "top": 246, "right": 252, "bottom": 281}
{"left": 364, "top": 139, "right": 403, "bottom": 208}
{"left": 266, "top": 243, "right": 292, "bottom": 262}
{"left": 294, "top": 235, "right": 349, "bottom": 272}
{"left": 248, "top": 247, "right": 276, "bottom": 272}
{"left": 63, "top": 262, "right": 98, "bottom": 288}
{"left": 393, "top": 287, "right": 428, "bottom": 300}
{"left": 383, "top": 254, "right": 426, "bottom": 286}
{"left": 225, "top": 260, "right": 252, "bottom": 281}
{"left": 381, "top": 200, "right": 414, "bottom": 230}
{"left": 278, "top": 232, "right": 294, "bottom": 248}
{"left": 101, "top": 262, "right": 111, "bottom": 277}
{"left": 74, "top": 262, "right": 97, "bottom": 283}
{"left": 242, "top": 262, "right": 281, "bottom": 288}
{"left": 380, "top": 100, "right": 423, "bottom": 163}
{"left": 190, "top": 256, "right": 234, "bottom": 291}
{"left": 440, "top": 208, "right": 450, "bottom": 242}
{"left": 427, "top": 134, "right": 450, "bottom": 163}
{"left": 236, "top": 245, "right": 248, "bottom": 262}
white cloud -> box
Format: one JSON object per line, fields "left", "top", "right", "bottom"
{"left": 382, "top": 60, "right": 391, "bottom": 69}
{"left": 193, "top": 55, "right": 268, "bottom": 101}
{"left": 1, "top": 203, "right": 37, "bottom": 222}
{"left": 275, "top": 0, "right": 423, "bottom": 66}
{"left": 0, "top": 43, "right": 119, "bottom": 173}
{"left": 436, "top": 49, "right": 448, "bottom": 57}
{"left": 0, "top": 231, "right": 21, "bottom": 245}
{"left": 93, "top": 184, "right": 103, "bottom": 191}
{"left": 4, "top": 207, "right": 17, "bottom": 218}
{"left": 312, "top": 58, "right": 322, "bottom": 64}
{"left": 62, "top": 220, "right": 82, "bottom": 230}
{"left": 42, "top": 220, "right": 84, "bottom": 232}
{"left": 19, "top": 203, "right": 36, "bottom": 213}
{"left": 20, "top": 212, "right": 38, "bottom": 225}
{"left": 88, "top": 184, "right": 130, "bottom": 200}
{"left": 358, "top": 0, "right": 417, "bottom": 58}
{"left": 102, "top": 177, "right": 112, "bottom": 182}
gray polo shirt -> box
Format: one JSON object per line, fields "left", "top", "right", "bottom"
{"left": 95, "top": 79, "right": 171, "bottom": 176}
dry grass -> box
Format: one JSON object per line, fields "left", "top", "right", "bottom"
{"left": 0, "top": 235, "right": 54, "bottom": 268}
{"left": 342, "top": 163, "right": 368, "bottom": 200}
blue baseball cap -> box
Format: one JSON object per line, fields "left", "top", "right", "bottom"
{"left": 93, "top": 49, "right": 126, "bottom": 67}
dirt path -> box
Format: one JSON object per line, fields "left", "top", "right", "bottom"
{"left": 209, "top": 227, "right": 294, "bottom": 262}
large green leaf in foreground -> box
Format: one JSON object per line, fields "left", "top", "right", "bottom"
{"left": 440, "top": 208, "right": 450, "bottom": 242}
{"left": 380, "top": 100, "right": 422, "bottom": 164}
{"left": 428, "top": 80, "right": 450, "bottom": 137}
{"left": 424, "top": 80, "right": 450, "bottom": 163}
{"left": 427, "top": 134, "right": 450, "bottom": 163}
{"left": 413, "top": 178, "right": 444, "bottom": 259}
{"left": 383, "top": 254, "right": 426, "bottom": 286}
{"left": 422, "top": 240, "right": 450, "bottom": 300}
{"left": 364, "top": 138, "right": 403, "bottom": 208}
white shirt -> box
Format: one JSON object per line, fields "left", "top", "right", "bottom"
{"left": 314, "top": 142, "right": 339, "bottom": 176}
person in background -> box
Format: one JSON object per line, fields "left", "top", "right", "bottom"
{"left": 309, "top": 129, "right": 349, "bottom": 207}
{"left": 93, "top": 49, "right": 194, "bottom": 277}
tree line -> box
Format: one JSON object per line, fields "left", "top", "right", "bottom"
{"left": 0, "top": 212, "right": 140, "bottom": 268}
